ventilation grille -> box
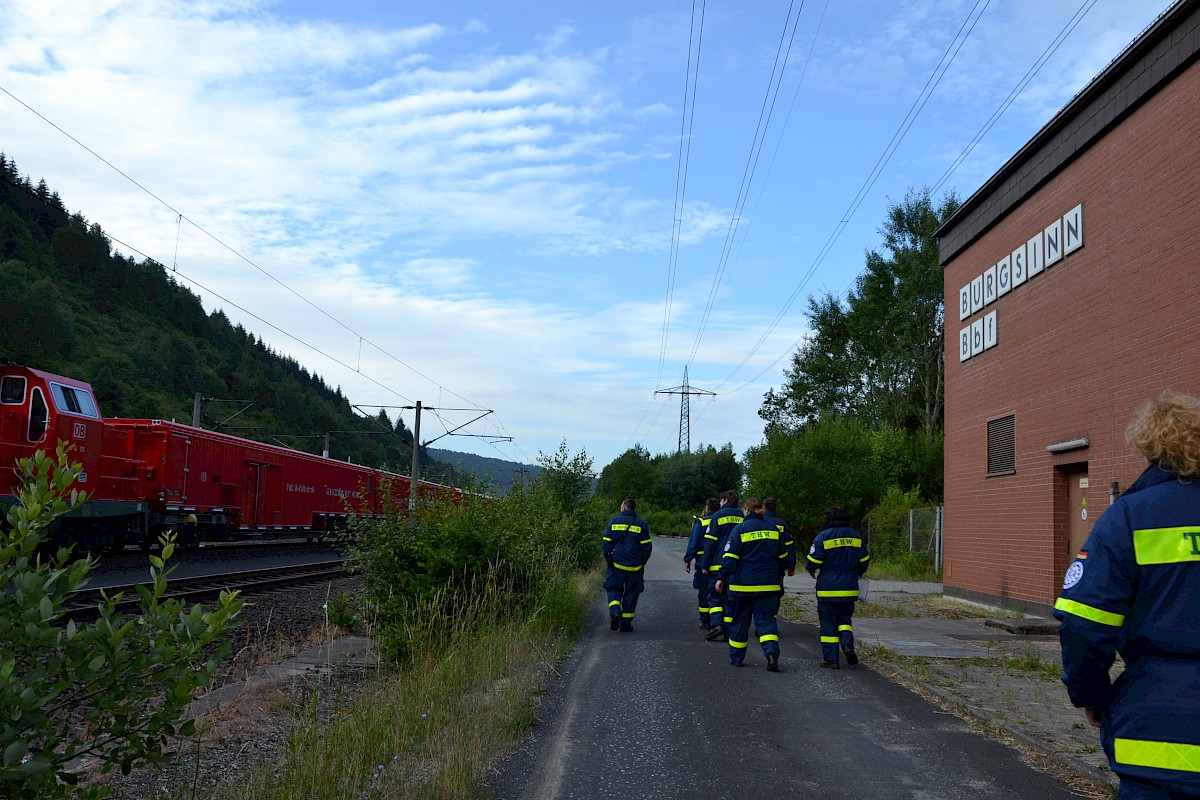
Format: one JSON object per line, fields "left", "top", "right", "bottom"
{"left": 987, "top": 414, "right": 1016, "bottom": 476}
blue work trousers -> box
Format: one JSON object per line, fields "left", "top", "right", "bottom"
{"left": 1117, "top": 776, "right": 1198, "bottom": 799}
{"left": 817, "top": 600, "right": 856, "bottom": 663}
{"left": 692, "top": 569, "right": 709, "bottom": 623}
{"left": 604, "top": 567, "right": 645, "bottom": 623}
{"left": 706, "top": 573, "right": 727, "bottom": 629}
{"left": 725, "top": 593, "right": 781, "bottom": 665}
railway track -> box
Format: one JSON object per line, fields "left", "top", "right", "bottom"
{"left": 64, "top": 558, "right": 346, "bottom": 621}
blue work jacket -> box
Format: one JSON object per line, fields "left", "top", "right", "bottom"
{"left": 602, "top": 509, "right": 653, "bottom": 571}
{"left": 806, "top": 523, "right": 869, "bottom": 600}
{"left": 684, "top": 513, "right": 711, "bottom": 566}
{"left": 763, "top": 509, "right": 798, "bottom": 575}
{"left": 1054, "top": 462, "right": 1200, "bottom": 793}
{"left": 720, "top": 512, "right": 789, "bottom": 595}
{"left": 699, "top": 502, "right": 744, "bottom": 573}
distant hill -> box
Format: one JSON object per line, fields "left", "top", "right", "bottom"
{"left": 428, "top": 448, "right": 541, "bottom": 493}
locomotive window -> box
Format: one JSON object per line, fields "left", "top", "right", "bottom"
{"left": 49, "top": 383, "right": 99, "bottom": 418}
{"left": 28, "top": 388, "right": 48, "bottom": 442}
{"left": 1, "top": 376, "right": 25, "bottom": 404}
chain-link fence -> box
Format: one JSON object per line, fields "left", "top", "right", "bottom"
{"left": 864, "top": 505, "right": 943, "bottom": 572}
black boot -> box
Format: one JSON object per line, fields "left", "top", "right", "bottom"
{"left": 842, "top": 644, "right": 858, "bottom": 665}
{"left": 766, "top": 653, "right": 779, "bottom": 672}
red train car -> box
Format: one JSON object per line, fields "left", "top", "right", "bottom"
{"left": 0, "top": 360, "right": 448, "bottom": 550}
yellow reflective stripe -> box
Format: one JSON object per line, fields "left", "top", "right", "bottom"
{"left": 1054, "top": 596, "right": 1125, "bottom": 627}
{"left": 1115, "top": 737, "right": 1200, "bottom": 773}
{"left": 807, "top": 555, "right": 823, "bottom": 565}
{"left": 859, "top": 554, "right": 871, "bottom": 562}
{"left": 730, "top": 583, "right": 781, "bottom": 592}
{"left": 724, "top": 553, "right": 741, "bottom": 561}
{"left": 621, "top": 612, "right": 634, "bottom": 619}
{"left": 740, "top": 529, "right": 780, "bottom": 542}
{"left": 710, "top": 564, "right": 722, "bottom": 572}
{"left": 698, "top": 606, "right": 710, "bottom": 613}
{"left": 838, "top": 624, "right": 853, "bottom": 632}
{"left": 722, "top": 615, "right": 732, "bottom": 623}
{"left": 715, "top": 515, "right": 744, "bottom": 526}
{"left": 817, "top": 590, "right": 859, "bottom": 598}
{"left": 639, "top": 538, "right": 651, "bottom": 544}
{"left": 1133, "top": 527, "right": 1200, "bottom": 565}
{"left": 611, "top": 524, "right": 629, "bottom": 531}
{"left": 602, "top": 536, "right": 613, "bottom": 541}
{"left": 823, "top": 537, "right": 862, "bottom": 549}
{"left": 710, "top": 605, "right": 723, "bottom": 613}
{"left": 820, "top": 636, "right": 839, "bottom": 643}
{"left": 628, "top": 525, "right": 642, "bottom": 534}
{"left": 608, "top": 600, "right": 621, "bottom": 608}
{"left": 614, "top": 562, "right": 644, "bottom": 572}
{"left": 704, "top": 534, "right": 719, "bottom": 541}
{"left": 729, "top": 639, "right": 749, "bottom": 649}
{"left": 759, "top": 634, "right": 779, "bottom": 643}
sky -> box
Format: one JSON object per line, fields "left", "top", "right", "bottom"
{"left": 0, "top": 0, "right": 1176, "bottom": 472}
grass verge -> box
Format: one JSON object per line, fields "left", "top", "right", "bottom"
{"left": 207, "top": 566, "right": 601, "bottom": 800}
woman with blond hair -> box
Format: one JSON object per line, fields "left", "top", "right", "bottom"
{"left": 1055, "top": 392, "right": 1200, "bottom": 799}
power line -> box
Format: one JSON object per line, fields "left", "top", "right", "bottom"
{"left": 656, "top": 0, "right": 707, "bottom": 391}
{"left": 710, "top": 0, "right": 993, "bottom": 394}
{"left": 685, "top": 0, "right": 807, "bottom": 369}
{"left": 716, "top": 0, "right": 1105, "bottom": 400}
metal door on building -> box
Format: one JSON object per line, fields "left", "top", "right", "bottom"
{"left": 1067, "top": 471, "right": 1091, "bottom": 555}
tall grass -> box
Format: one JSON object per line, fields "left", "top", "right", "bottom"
{"left": 215, "top": 561, "right": 597, "bottom": 800}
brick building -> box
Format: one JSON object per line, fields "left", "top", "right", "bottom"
{"left": 937, "top": 0, "right": 1200, "bottom": 615}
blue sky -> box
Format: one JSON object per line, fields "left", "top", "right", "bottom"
{"left": 0, "top": 0, "right": 1173, "bottom": 472}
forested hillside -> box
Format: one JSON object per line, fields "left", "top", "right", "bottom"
{"left": 0, "top": 152, "right": 456, "bottom": 476}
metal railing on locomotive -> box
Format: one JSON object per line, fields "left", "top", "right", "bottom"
{"left": 863, "top": 506, "right": 943, "bottom": 574}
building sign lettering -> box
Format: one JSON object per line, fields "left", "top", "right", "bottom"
{"left": 959, "top": 204, "right": 1083, "bottom": 363}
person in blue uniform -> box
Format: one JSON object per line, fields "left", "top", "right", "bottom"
{"left": 716, "top": 498, "right": 791, "bottom": 671}
{"left": 1054, "top": 392, "right": 1200, "bottom": 799}
{"left": 601, "top": 498, "right": 653, "bottom": 632}
{"left": 684, "top": 498, "right": 719, "bottom": 629}
{"left": 762, "top": 497, "right": 798, "bottom": 588}
{"left": 698, "top": 490, "right": 743, "bottom": 641}
{"left": 806, "top": 505, "right": 870, "bottom": 669}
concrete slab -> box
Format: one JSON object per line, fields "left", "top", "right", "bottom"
{"left": 190, "top": 635, "right": 378, "bottom": 717}
{"left": 853, "top": 617, "right": 993, "bottom": 658}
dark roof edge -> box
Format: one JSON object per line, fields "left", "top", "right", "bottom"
{"left": 937, "top": 0, "right": 1200, "bottom": 265}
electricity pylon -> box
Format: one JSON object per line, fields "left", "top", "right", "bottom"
{"left": 655, "top": 366, "right": 715, "bottom": 453}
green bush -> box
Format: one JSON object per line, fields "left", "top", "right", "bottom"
{"left": 0, "top": 444, "right": 243, "bottom": 799}
{"left": 342, "top": 444, "right": 603, "bottom": 666}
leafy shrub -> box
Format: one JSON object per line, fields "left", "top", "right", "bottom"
{"left": 342, "top": 445, "right": 603, "bottom": 666}
{"left": 0, "top": 444, "right": 243, "bottom": 799}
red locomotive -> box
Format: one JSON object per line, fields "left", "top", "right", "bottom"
{"left": 0, "top": 360, "right": 451, "bottom": 550}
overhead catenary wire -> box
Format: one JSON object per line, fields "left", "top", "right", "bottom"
{"left": 0, "top": 83, "right": 527, "bottom": 460}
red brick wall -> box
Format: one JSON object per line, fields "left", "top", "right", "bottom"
{"left": 942, "top": 57, "right": 1200, "bottom": 614}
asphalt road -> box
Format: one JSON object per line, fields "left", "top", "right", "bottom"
{"left": 489, "top": 537, "right": 1079, "bottom": 800}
